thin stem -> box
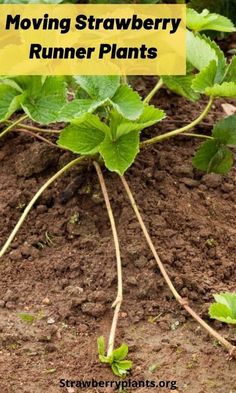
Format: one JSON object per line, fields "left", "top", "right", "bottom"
{"left": 141, "top": 97, "right": 214, "bottom": 147}
{"left": 94, "top": 161, "right": 123, "bottom": 357}
{"left": 23, "top": 125, "right": 61, "bottom": 134}
{"left": 182, "top": 132, "right": 213, "bottom": 140}
{"left": 0, "top": 115, "right": 28, "bottom": 139}
{"left": 0, "top": 156, "right": 86, "bottom": 259}
{"left": 5, "top": 121, "right": 61, "bottom": 134}
{"left": 144, "top": 78, "right": 163, "bottom": 104}
{"left": 120, "top": 175, "right": 236, "bottom": 359}
{"left": 13, "top": 129, "right": 64, "bottom": 149}
{"left": 120, "top": 176, "right": 180, "bottom": 302}
{"left": 167, "top": 120, "right": 213, "bottom": 127}
{"left": 121, "top": 75, "right": 127, "bottom": 85}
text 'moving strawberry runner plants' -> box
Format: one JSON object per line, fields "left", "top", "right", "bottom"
{"left": 0, "top": 3, "right": 236, "bottom": 379}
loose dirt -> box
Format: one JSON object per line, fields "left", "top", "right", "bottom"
{"left": 0, "top": 86, "right": 236, "bottom": 393}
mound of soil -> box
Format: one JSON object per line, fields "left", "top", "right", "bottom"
{"left": 0, "top": 87, "right": 236, "bottom": 393}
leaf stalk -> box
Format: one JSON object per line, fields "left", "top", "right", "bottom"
{"left": 144, "top": 78, "right": 164, "bottom": 104}
{"left": 5, "top": 120, "right": 61, "bottom": 134}
{"left": 0, "top": 115, "right": 28, "bottom": 140}
{"left": 141, "top": 97, "right": 214, "bottom": 147}
{"left": 13, "top": 128, "right": 64, "bottom": 149}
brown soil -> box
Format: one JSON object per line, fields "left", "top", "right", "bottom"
{"left": 0, "top": 86, "right": 236, "bottom": 393}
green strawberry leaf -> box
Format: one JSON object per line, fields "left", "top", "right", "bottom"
{"left": 100, "top": 130, "right": 140, "bottom": 175}
{"left": 112, "top": 344, "right": 129, "bottom": 361}
{"left": 22, "top": 77, "right": 67, "bottom": 124}
{"left": 188, "top": 32, "right": 226, "bottom": 87}
{"left": 99, "top": 355, "right": 112, "bottom": 364}
{"left": 193, "top": 139, "right": 233, "bottom": 174}
{"left": 205, "top": 82, "right": 236, "bottom": 98}
{"left": 97, "top": 336, "right": 106, "bottom": 357}
{"left": 209, "top": 293, "right": 236, "bottom": 324}
{"left": 162, "top": 75, "right": 200, "bottom": 101}
{"left": 13, "top": 76, "right": 43, "bottom": 93}
{"left": 58, "top": 114, "right": 108, "bottom": 154}
{"left": 212, "top": 115, "right": 236, "bottom": 145}
{"left": 74, "top": 76, "right": 120, "bottom": 100}
{"left": 192, "top": 60, "right": 218, "bottom": 93}
{"left": 137, "top": 105, "right": 166, "bottom": 127}
{"left": 224, "top": 56, "right": 236, "bottom": 83}
{"left": 0, "top": 84, "right": 22, "bottom": 121}
{"left": 111, "top": 360, "right": 132, "bottom": 377}
{"left": 116, "top": 105, "right": 165, "bottom": 138}
{"left": 58, "top": 99, "right": 105, "bottom": 122}
{"left": 0, "top": 77, "right": 23, "bottom": 93}
{"left": 202, "top": 34, "right": 227, "bottom": 83}
{"left": 111, "top": 363, "right": 124, "bottom": 377}
{"left": 187, "top": 8, "right": 235, "bottom": 33}
{"left": 116, "top": 360, "right": 133, "bottom": 370}
{"left": 214, "top": 293, "right": 236, "bottom": 318}
{"left": 187, "top": 30, "right": 219, "bottom": 72}
{"left": 109, "top": 84, "right": 144, "bottom": 120}
{"left": 209, "top": 303, "right": 236, "bottom": 324}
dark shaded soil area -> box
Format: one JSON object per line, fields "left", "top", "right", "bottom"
{"left": 0, "top": 86, "right": 236, "bottom": 393}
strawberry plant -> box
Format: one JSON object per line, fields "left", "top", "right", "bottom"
{"left": 0, "top": 6, "right": 236, "bottom": 377}
{"left": 97, "top": 337, "right": 132, "bottom": 377}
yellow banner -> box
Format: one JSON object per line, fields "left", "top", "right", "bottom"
{"left": 0, "top": 4, "right": 186, "bottom": 75}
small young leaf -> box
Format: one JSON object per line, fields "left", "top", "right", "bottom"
{"left": 110, "top": 84, "right": 144, "bottom": 120}
{"left": 162, "top": 75, "right": 200, "bottom": 101}
{"left": 99, "top": 355, "right": 111, "bottom": 364}
{"left": 111, "top": 363, "right": 125, "bottom": 377}
{"left": 116, "top": 105, "right": 165, "bottom": 138}
{"left": 212, "top": 115, "right": 236, "bottom": 145}
{"left": 209, "top": 293, "right": 236, "bottom": 324}
{"left": 58, "top": 114, "right": 108, "bottom": 154}
{"left": 112, "top": 343, "right": 128, "bottom": 361}
{"left": 74, "top": 76, "right": 120, "bottom": 100}
{"left": 193, "top": 140, "right": 233, "bottom": 174}
{"left": 97, "top": 336, "right": 106, "bottom": 357}
{"left": 116, "top": 360, "right": 133, "bottom": 370}
{"left": 213, "top": 293, "right": 236, "bottom": 318}
{"left": 100, "top": 130, "right": 140, "bottom": 175}
{"left": 187, "top": 8, "right": 235, "bottom": 33}
{"left": 209, "top": 303, "right": 236, "bottom": 324}
{"left": 205, "top": 82, "right": 236, "bottom": 98}
{"left": 137, "top": 105, "right": 166, "bottom": 127}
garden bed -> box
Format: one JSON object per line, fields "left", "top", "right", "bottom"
{"left": 0, "top": 86, "right": 236, "bottom": 393}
